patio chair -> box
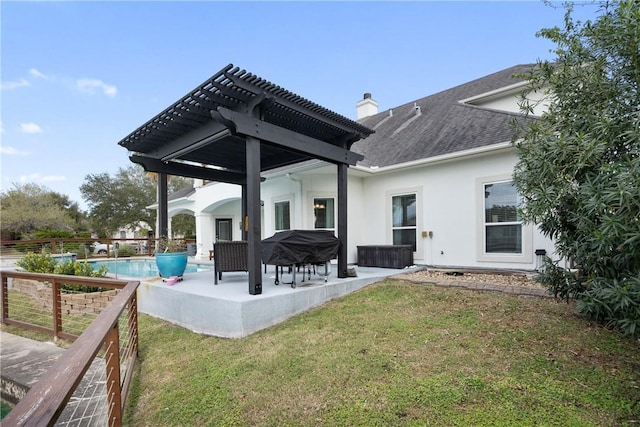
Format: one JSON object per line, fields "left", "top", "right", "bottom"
{"left": 213, "top": 241, "right": 248, "bottom": 284}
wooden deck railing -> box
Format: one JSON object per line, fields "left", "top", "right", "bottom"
{"left": 1, "top": 271, "right": 140, "bottom": 426}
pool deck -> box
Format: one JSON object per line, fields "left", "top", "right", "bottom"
{"left": 1, "top": 331, "right": 108, "bottom": 426}
{"left": 131, "top": 259, "right": 418, "bottom": 338}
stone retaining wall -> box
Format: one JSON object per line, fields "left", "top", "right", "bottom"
{"left": 10, "top": 278, "right": 120, "bottom": 316}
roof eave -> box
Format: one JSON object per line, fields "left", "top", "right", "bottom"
{"left": 353, "top": 141, "right": 514, "bottom": 175}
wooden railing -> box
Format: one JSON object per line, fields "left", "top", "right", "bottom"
{"left": 1, "top": 271, "right": 140, "bottom": 426}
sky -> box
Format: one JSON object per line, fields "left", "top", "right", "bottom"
{"left": 1, "top": 1, "right": 602, "bottom": 211}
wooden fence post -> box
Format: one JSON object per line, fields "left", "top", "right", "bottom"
{"left": 105, "top": 324, "right": 123, "bottom": 426}
{"left": 1, "top": 274, "right": 8, "bottom": 323}
{"left": 53, "top": 279, "right": 62, "bottom": 339}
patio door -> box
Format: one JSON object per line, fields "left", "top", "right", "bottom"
{"left": 216, "top": 218, "right": 233, "bottom": 241}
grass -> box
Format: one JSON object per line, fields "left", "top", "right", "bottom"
{"left": 122, "top": 279, "right": 640, "bottom": 426}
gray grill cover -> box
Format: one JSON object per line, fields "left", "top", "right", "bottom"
{"left": 261, "top": 230, "right": 340, "bottom": 265}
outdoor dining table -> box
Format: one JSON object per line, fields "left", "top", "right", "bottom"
{"left": 261, "top": 230, "right": 340, "bottom": 288}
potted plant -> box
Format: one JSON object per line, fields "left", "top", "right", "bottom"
{"left": 154, "top": 237, "right": 188, "bottom": 279}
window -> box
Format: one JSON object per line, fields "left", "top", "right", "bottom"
{"left": 313, "top": 198, "right": 334, "bottom": 230}
{"left": 392, "top": 194, "right": 416, "bottom": 251}
{"left": 483, "top": 181, "right": 522, "bottom": 254}
{"left": 275, "top": 200, "right": 290, "bottom": 231}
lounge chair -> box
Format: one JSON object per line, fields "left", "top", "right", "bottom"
{"left": 213, "top": 241, "right": 248, "bottom": 284}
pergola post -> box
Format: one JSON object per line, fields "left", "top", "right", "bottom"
{"left": 337, "top": 163, "right": 348, "bottom": 278}
{"left": 246, "top": 136, "right": 263, "bottom": 295}
{"left": 157, "top": 173, "right": 169, "bottom": 242}
{"left": 241, "top": 184, "right": 248, "bottom": 241}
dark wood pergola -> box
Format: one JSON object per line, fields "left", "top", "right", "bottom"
{"left": 117, "top": 64, "right": 374, "bottom": 295}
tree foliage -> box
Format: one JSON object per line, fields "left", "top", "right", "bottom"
{"left": 513, "top": 1, "right": 640, "bottom": 337}
{"left": 171, "top": 213, "right": 196, "bottom": 238}
{"left": 0, "top": 183, "right": 82, "bottom": 239}
{"left": 80, "top": 165, "right": 192, "bottom": 237}
{"left": 81, "top": 165, "right": 156, "bottom": 237}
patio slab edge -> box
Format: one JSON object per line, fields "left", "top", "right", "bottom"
{"left": 136, "top": 267, "right": 408, "bottom": 338}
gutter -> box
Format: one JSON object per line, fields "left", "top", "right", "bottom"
{"left": 352, "top": 141, "right": 514, "bottom": 175}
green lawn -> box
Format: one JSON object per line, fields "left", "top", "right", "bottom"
{"left": 121, "top": 279, "right": 638, "bottom": 425}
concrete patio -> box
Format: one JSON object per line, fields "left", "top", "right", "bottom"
{"left": 134, "top": 262, "right": 419, "bottom": 338}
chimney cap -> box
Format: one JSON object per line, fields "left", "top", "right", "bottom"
{"left": 363, "top": 92, "right": 372, "bottom": 99}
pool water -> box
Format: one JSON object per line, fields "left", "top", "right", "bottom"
{"left": 89, "top": 259, "right": 212, "bottom": 278}
{"left": 1, "top": 400, "right": 12, "bottom": 419}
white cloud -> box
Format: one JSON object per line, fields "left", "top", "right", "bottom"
{"left": 1, "top": 78, "right": 30, "bottom": 90}
{"left": 19, "top": 173, "right": 66, "bottom": 184}
{"left": 29, "top": 68, "right": 49, "bottom": 80}
{"left": 20, "top": 122, "right": 43, "bottom": 134}
{"left": 0, "top": 146, "right": 30, "bottom": 156}
{"left": 76, "top": 78, "right": 117, "bottom": 97}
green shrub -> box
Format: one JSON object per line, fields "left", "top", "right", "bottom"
{"left": 536, "top": 257, "right": 586, "bottom": 301}
{"left": 538, "top": 257, "right": 640, "bottom": 338}
{"left": 15, "top": 252, "right": 57, "bottom": 273}
{"left": 52, "top": 259, "right": 76, "bottom": 275}
{"left": 578, "top": 276, "right": 640, "bottom": 338}
{"left": 17, "top": 253, "right": 109, "bottom": 293}
{"left": 116, "top": 245, "right": 136, "bottom": 256}
{"left": 32, "top": 229, "right": 75, "bottom": 239}
{"left": 53, "top": 260, "right": 107, "bottom": 278}
{"left": 75, "top": 260, "right": 108, "bottom": 278}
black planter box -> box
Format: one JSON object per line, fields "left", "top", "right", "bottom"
{"left": 357, "top": 245, "right": 414, "bottom": 269}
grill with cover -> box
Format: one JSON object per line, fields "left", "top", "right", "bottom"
{"left": 261, "top": 230, "right": 340, "bottom": 287}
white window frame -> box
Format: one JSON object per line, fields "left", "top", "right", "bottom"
{"left": 386, "top": 187, "right": 422, "bottom": 257}
{"left": 476, "top": 175, "right": 532, "bottom": 263}
{"left": 309, "top": 193, "right": 336, "bottom": 232}
{"left": 274, "top": 199, "right": 292, "bottom": 231}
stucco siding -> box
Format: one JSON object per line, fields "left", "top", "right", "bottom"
{"left": 358, "top": 148, "right": 554, "bottom": 270}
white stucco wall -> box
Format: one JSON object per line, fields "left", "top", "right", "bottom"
{"left": 357, "top": 147, "right": 555, "bottom": 270}
{"left": 169, "top": 149, "right": 555, "bottom": 271}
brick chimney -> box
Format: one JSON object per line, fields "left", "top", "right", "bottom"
{"left": 356, "top": 93, "right": 379, "bottom": 120}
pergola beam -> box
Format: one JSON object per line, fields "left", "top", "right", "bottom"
{"left": 215, "top": 107, "right": 363, "bottom": 166}
{"left": 130, "top": 155, "right": 251, "bottom": 185}
{"left": 146, "top": 120, "right": 231, "bottom": 161}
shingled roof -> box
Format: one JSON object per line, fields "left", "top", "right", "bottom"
{"left": 351, "top": 64, "right": 534, "bottom": 168}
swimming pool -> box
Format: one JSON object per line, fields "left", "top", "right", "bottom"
{"left": 89, "top": 259, "right": 212, "bottom": 278}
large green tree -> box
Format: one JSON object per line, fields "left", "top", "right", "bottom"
{"left": 513, "top": 1, "right": 640, "bottom": 337}
{"left": 0, "top": 183, "right": 81, "bottom": 239}
{"left": 80, "top": 165, "right": 192, "bottom": 237}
